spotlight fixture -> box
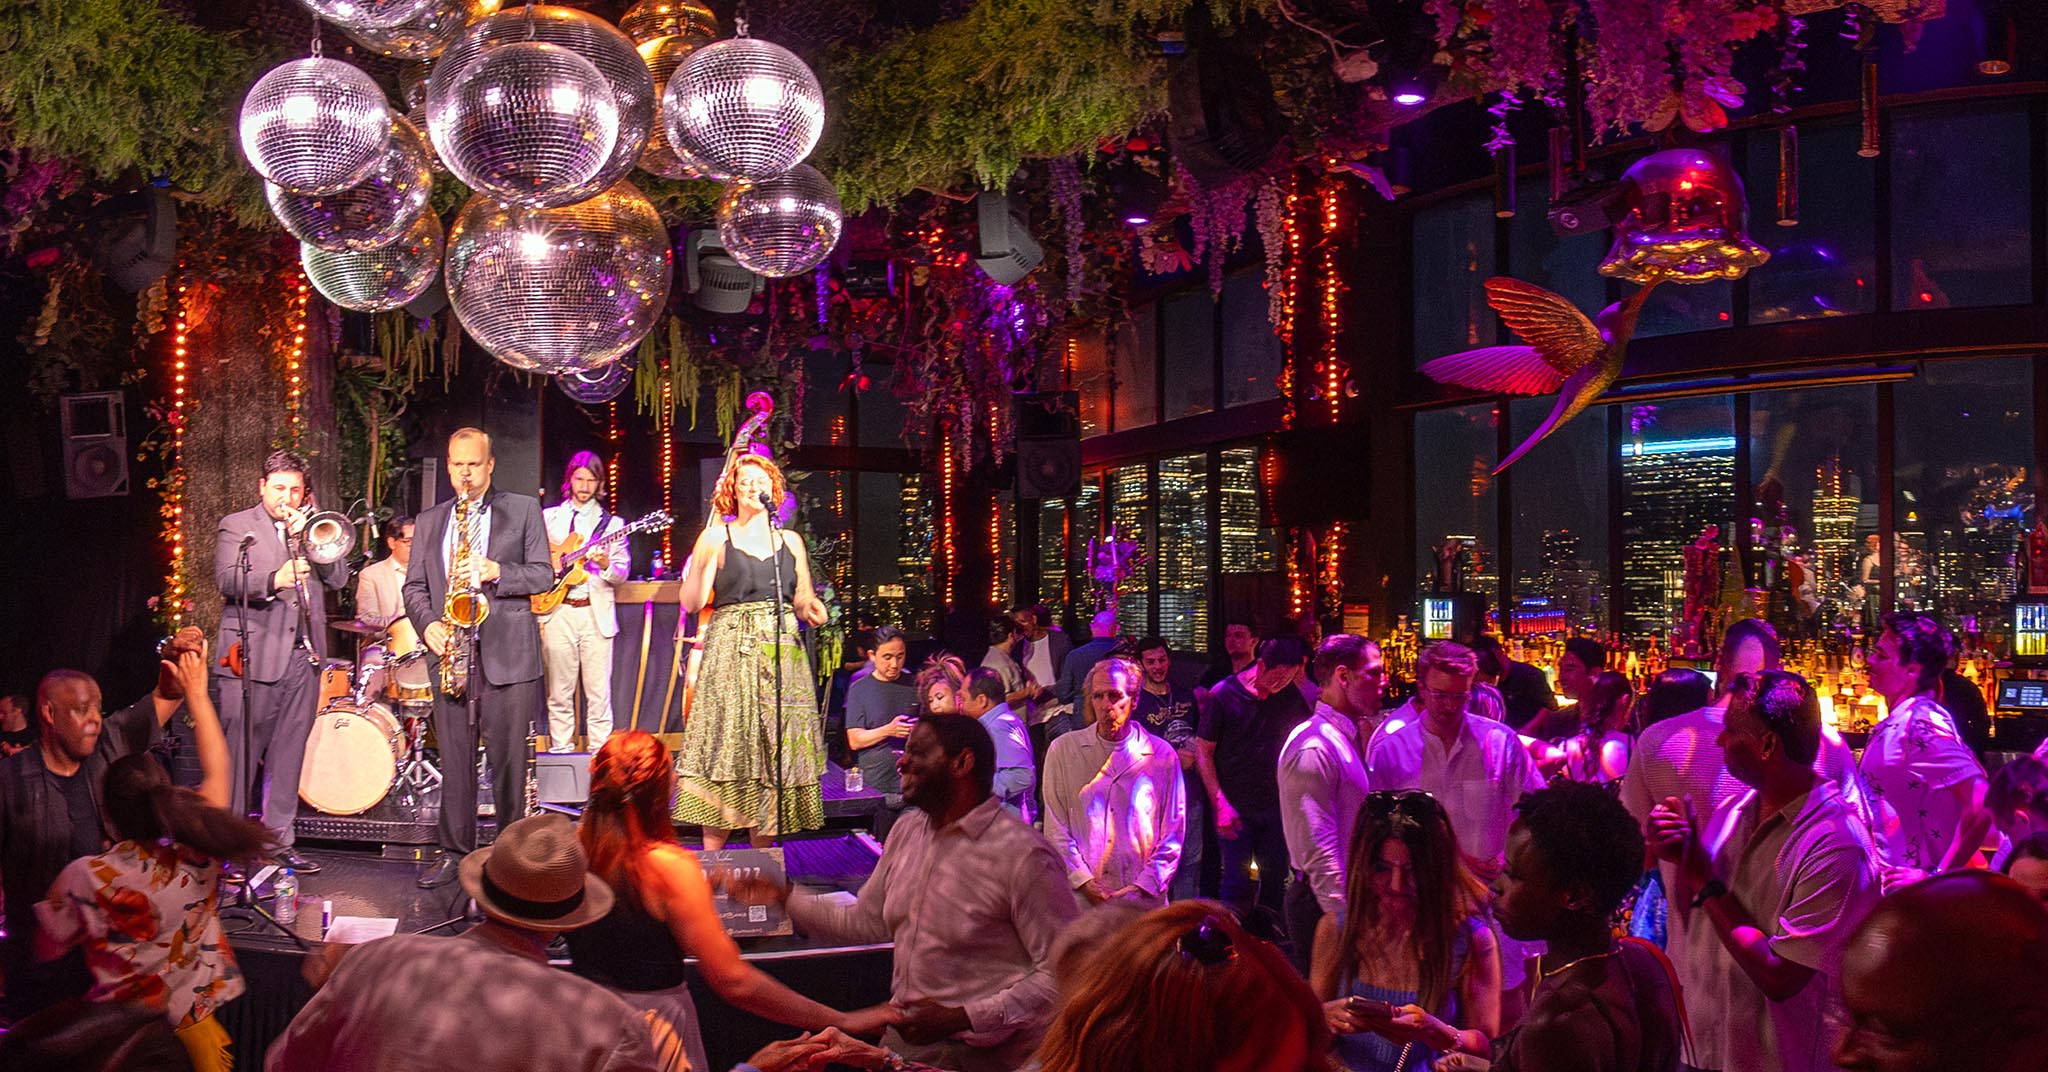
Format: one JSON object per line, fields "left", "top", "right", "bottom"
{"left": 1978, "top": 12, "right": 2017, "bottom": 76}
{"left": 1389, "top": 80, "right": 1428, "bottom": 106}
{"left": 681, "top": 228, "right": 764, "bottom": 314}
{"left": 972, "top": 192, "right": 1043, "bottom": 286}
{"left": 1107, "top": 163, "right": 1167, "bottom": 227}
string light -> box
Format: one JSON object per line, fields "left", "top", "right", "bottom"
{"left": 938, "top": 428, "right": 957, "bottom": 607}
{"left": 607, "top": 399, "right": 620, "bottom": 514}
{"left": 285, "top": 265, "right": 309, "bottom": 448}
{"left": 164, "top": 270, "right": 190, "bottom": 627}
{"left": 660, "top": 378, "right": 674, "bottom": 566}
{"left": 1318, "top": 174, "right": 1345, "bottom": 424}
{"left": 1062, "top": 334, "right": 1077, "bottom": 390}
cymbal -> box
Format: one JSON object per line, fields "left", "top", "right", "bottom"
{"left": 331, "top": 619, "right": 386, "bottom": 636}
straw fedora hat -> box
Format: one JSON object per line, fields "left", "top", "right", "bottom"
{"left": 458, "top": 814, "right": 614, "bottom": 931}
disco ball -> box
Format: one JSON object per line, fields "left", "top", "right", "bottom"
{"left": 267, "top": 116, "right": 434, "bottom": 251}
{"left": 302, "top": 209, "right": 444, "bottom": 312}
{"left": 294, "top": 0, "right": 437, "bottom": 31}
{"left": 716, "top": 164, "right": 842, "bottom": 277}
{"left": 636, "top": 35, "right": 729, "bottom": 180}
{"left": 665, "top": 36, "right": 824, "bottom": 181}
{"left": 618, "top": 0, "right": 717, "bottom": 45}
{"left": 239, "top": 57, "right": 392, "bottom": 194}
{"left": 1601, "top": 148, "right": 1770, "bottom": 285}
{"left": 557, "top": 360, "right": 635, "bottom": 403}
{"left": 429, "top": 5, "right": 656, "bottom": 205}
{"left": 339, "top": 0, "right": 500, "bottom": 61}
{"left": 443, "top": 182, "right": 673, "bottom": 373}
{"left": 427, "top": 41, "right": 621, "bottom": 207}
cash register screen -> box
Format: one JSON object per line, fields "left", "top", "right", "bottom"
{"left": 1997, "top": 679, "right": 2048, "bottom": 711}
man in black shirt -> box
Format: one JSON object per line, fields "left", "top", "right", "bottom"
{"left": 0, "top": 647, "right": 198, "bottom": 1020}
{"left": 1133, "top": 636, "right": 1202, "bottom": 900}
{"left": 1473, "top": 634, "right": 1558, "bottom": 731}
{"left": 1196, "top": 634, "right": 1310, "bottom": 921}
{"left": 1199, "top": 618, "right": 1258, "bottom": 688}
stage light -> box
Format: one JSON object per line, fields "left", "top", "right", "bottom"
{"left": 1390, "top": 82, "right": 1427, "bottom": 106}
{"left": 1108, "top": 163, "right": 1167, "bottom": 229}
{"left": 973, "top": 192, "right": 1043, "bottom": 285}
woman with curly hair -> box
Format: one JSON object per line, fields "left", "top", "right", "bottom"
{"left": 915, "top": 653, "right": 969, "bottom": 716}
{"left": 1311, "top": 790, "right": 1499, "bottom": 1072}
{"left": 571, "top": 731, "right": 895, "bottom": 1069}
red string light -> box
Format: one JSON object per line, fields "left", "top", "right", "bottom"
{"left": 285, "top": 266, "right": 308, "bottom": 448}
{"left": 939, "top": 429, "right": 957, "bottom": 607}
{"left": 660, "top": 378, "right": 674, "bottom": 565}
{"left": 165, "top": 271, "right": 190, "bottom": 626}
{"left": 1319, "top": 175, "right": 1345, "bottom": 424}
{"left": 607, "top": 398, "right": 620, "bottom": 514}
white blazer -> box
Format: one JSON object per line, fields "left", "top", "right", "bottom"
{"left": 542, "top": 501, "right": 630, "bottom": 637}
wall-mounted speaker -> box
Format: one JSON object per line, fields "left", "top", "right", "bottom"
{"left": 1013, "top": 390, "right": 1080, "bottom": 500}
{"left": 60, "top": 391, "right": 129, "bottom": 499}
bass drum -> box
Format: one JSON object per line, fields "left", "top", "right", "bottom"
{"left": 384, "top": 618, "right": 434, "bottom": 702}
{"left": 299, "top": 699, "right": 401, "bottom": 816}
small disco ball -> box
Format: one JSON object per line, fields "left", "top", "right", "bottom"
{"left": 302, "top": 208, "right": 444, "bottom": 312}
{"left": 294, "top": 0, "right": 437, "bottom": 31}
{"left": 665, "top": 36, "right": 824, "bottom": 181}
{"left": 618, "top": 0, "right": 717, "bottom": 45}
{"left": 443, "top": 181, "right": 673, "bottom": 373}
{"left": 340, "top": 0, "right": 501, "bottom": 61}
{"left": 267, "top": 115, "right": 434, "bottom": 251}
{"left": 429, "top": 5, "right": 656, "bottom": 205}
{"left": 557, "top": 359, "right": 635, "bottom": 403}
{"left": 427, "top": 41, "right": 621, "bottom": 207}
{"left": 715, "top": 164, "right": 842, "bottom": 277}
{"left": 239, "top": 57, "right": 392, "bottom": 194}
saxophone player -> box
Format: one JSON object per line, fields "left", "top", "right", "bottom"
{"left": 401, "top": 429, "right": 552, "bottom": 889}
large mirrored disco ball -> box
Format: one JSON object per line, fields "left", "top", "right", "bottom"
{"left": 268, "top": 116, "right": 434, "bottom": 251}
{"left": 429, "top": 5, "right": 656, "bottom": 205}
{"left": 340, "top": 0, "right": 501, "bottom": 61}
{"left": 1600, "top": 148, "right": 1770, "bottom": 285}
{"left": 636, "top": 34, "right": 728, "bottom": 180}
{"left": 294, "top": 0, "right": 437, "bottom": 31}
{"left": 302, "top": 209, "right": 444, "bottom": 311}
{"left": 443, "top": 182, "right": 673, "bottom": 373}
{"left": 665, "top": 36, "right": 823, "bottom": 181}
{"left": 715, "top": 164, "right": 841, "bottom": 277}
{"left": 618, "top": 0, "right": 717, "bottom": 45}
{"left": 428, "top": 41, "right": 621, "bottom": 206}
{"left": 239, "top": 57, "right": 392, "bottom": 194}
{"left": 557, "top": 359, "right": 635, "bottom": 403}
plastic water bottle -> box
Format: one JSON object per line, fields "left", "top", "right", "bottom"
{"left": 650, "top": 551, "right": 665, "bottom": 579}
{"left": 273, "top": 869, "right": 299, "bottom": 925}
{"left": 845, "top": 765, "right": 864, "bottom": 793}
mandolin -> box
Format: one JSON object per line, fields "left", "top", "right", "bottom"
{"left": 530, "top": 509, "right": 673, "bottom": 615}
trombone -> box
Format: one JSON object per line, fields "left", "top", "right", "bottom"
{"left": 284, "top": 497, "right": 358, "bottom": 664}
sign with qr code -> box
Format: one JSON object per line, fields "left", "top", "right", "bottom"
{"left": 696, "top": 847, "right": 795, "bottom": 937}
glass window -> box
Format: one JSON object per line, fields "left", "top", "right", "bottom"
{"left": 1636, "top": 280, "right": 1734, "bottom": 338}
{"left": 1746, "top": 387, "right": 1878, "bottom": 639}
{"left": 1414, "top": 404, "right": 1500, "bottom": 609}
{"left": 856, "top": 472, "right": 939, "bottom": 637}
{"left": 802, "top": 348, "right": 852, "bottom": 446}
{"left": 793, "top": 469, "right": 853, "bottom": 608}
{"left": 1038, "top": 498, "right": 1072, "bottom": 625}
{"left": 1508, "top": 397, "right": 1608, "bottom": 634}
{"left": 1157, "top": 453, "right": 1211, "bottom": 649}
{"left": 857, "top": 366, "right": 911, "bottom": 448}
{"left": 1069, "top": 327, "right": 1111, "bottom": 438}
{"left": 1063, "top": 478, "right": 1104, "bottom": 633}
{"left": 1108, "top": 464, "right": 1156, "bottom": 636}
{"left": 1220, "top": 446, "right": 1281, "bottom": 574}
{"left": 1894, "top": 359, "right": 2033, "bottom": 644}
{"left": 1892, "top": 106, "right": 2032, "bottom": 309}
{"left": 1509, "top": 179, "right": 1608, "bottom": 318}
{"left": 991, "top": 489, "right": 1015, "bottom": 612}
{"left": 1113, "top": 313, "right": 1158, "bottom": 431}
{"left": 1221, "top": 269, "right": 1283, "bottom": 407}
{"left": 1619, "top": 398, "right": 1735, "bottom": 638}
{"left": 1742, "top": 122, "right": 1877, "bottom": 324}
{"left": 1162, "top": 290, "right": 1217, "bottom": 419}
{"left": 1413, "top": 193, "right": 1497, "bottom": 365}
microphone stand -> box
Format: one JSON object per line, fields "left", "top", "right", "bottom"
{"left": 762, "top": 494, "right": 787, "bottom": 838}
{"left": 221, "top": 537, "right": 309, "bottom": 950}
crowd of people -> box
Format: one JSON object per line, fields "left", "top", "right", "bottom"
{"left": 4, "top": 596, "right": 2048, "bottom": 1072}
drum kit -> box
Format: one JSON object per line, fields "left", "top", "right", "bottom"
{"left": 299, "top": 618, "right": 441, "bottom": 817}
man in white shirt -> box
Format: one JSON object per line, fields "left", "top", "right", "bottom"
{"left": 353, "top": 516, "right": 413, "bottom": 628}
{"left": 1862, "top": 612, "right": 1991, "bottom": 889}
{"left": 1277, "top": 634, "right": 1382, "bottom": 968}
{"left": 539, "top": 453, "right": 629, "bottom": 753}
{"left": 1650, "top": 671, "right": 1880, "bottom": 1072}
{"left": 726, "top": 713, "right": 1080, "bottom": 1072}
{"left": 958, "top": 667, "right": 1035, "bottom": 821}
{"left": 1042, "top": 658, "right": 1185, "bottom": 909}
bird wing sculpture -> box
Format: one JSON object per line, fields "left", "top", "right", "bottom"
{"left": 1421, "top": 276, "right": 1660, "bottom": 474}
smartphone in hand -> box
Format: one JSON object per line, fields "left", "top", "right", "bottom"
{"left": 1346, "top": 996, "right": 1396, "bottom": 1021}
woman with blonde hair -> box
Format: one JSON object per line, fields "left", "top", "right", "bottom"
{"left": 571, "top": 731, "right": 894, "bottom": 1069}
{"left": 674, "top": 451, "right": 830, "bottom": 847}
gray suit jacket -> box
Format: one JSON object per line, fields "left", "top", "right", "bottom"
{"left": 402, "top": 487, "right": 552, "bottom": 686}
{"left": 213, "top": 504, "right": 352, "bottom": 684}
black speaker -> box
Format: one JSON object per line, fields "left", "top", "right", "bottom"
{"left": 1260, "top": 422, "right": 1369, "bottom": 528}
{"left": 60, "top": 391, "right": 129, "bottom": 499}
{"left": 1014, "top": 390, "right": 1080, "bottom": 500}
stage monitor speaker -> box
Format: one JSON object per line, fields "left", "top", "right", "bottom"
{"left": 1013, "top": 390, "right": 1080, "bottom": 500}
{"left": 535, "top": 752, "right": 591, "bottom": 806}
{"left": 60, "top": 391, "right": 129, "bottom": 499}
{"left": 1260, "top": 421, "right": 1370, "bottom": 528}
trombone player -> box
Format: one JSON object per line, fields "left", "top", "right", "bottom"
{"left": 212, "top": 449, "right": 351, "bottom": 874}
{"left": 401, "top": 428, "right": 552, "bottom": 889}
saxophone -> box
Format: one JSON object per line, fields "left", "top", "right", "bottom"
{"left": 440, "top": 494, "right": 490, "bottom": 698}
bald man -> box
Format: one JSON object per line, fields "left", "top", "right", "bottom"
{"left": 1834, "top": 871, "right": 2048, "bottom": 1072}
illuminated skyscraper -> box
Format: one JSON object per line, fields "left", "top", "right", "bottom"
{"left": 1621, "top": 435, "right": 1736, "bottom": 635}
{"left": 1156, "top": 454, "right": 1210, "bottom": 649}
{"left": 1219, "top": 446, "right": 1276, "bottom": 574}
{"left": 1109, "top": 465, "right": 1153, "bottom": 638}
{"left": 1811, "top": 456, "right": 1861, "bottom": 603}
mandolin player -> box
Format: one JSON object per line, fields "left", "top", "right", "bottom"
{"left": 539, "top": 451, "right": 628, "bottom": 754}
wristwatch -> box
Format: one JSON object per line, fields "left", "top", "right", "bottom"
{"left": 1690, "top": 878, "right": 1729, "bottom": 909}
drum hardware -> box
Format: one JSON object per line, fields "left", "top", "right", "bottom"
{"left": 330, "top": 619, "right": 386, "bottom": 637}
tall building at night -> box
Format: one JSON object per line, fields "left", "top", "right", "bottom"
{"left": 1621, "top": 435, "right": 1736, "bottom": 635}
{"left": 1811, "top": 455, "right": 1862, "bottom": 606}
{"left": 1219, "top": 447, "right": 1275, "bottom": 574}
{"left": 1537, "top": 529, "right": 1602, "bottom": 630}
{"left": 1155, "top": 455, "right": 1210, "bottom": 649}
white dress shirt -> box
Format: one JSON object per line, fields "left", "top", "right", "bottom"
{"left": 1041, "top": 723, "right": 1186, "bottom": 902}
{"left": 1860, "top": 695, "right": 1986, "bottom": 871}
{"left": 786, "top": 797, "right": 1080, "bottom": 1070}
{"left": 441, "top": 493, "right": 492, "bottom": 573}
{"left": 1367, "top": 711, "right": 1544, "bottom": 869}
{"left": 1278, "top": 703, "right": 1378, "bottom": 913}
{"left": 543, "top": 500, "right": 626, "bottom": 598}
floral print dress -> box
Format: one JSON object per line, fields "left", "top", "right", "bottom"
{"left": 34, "top": 839, "right": 243, "bottom": 1027}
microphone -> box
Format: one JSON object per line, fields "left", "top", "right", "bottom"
{"left": 366, "top": 511, "right": 381, "bottom": 543}
{"left": 757, "top": 491, "right": 775, "bottom": 509}
{"left": 240, "top": 533, "right": 258, "bottom": 550}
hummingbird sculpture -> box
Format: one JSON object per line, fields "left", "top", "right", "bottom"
{"left": 1421, "top": 276, "right": 1661, "bottom": 474}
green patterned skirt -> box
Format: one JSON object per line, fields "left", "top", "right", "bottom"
{"left": 672, "top": 600, "right": 825, "bottom": 835}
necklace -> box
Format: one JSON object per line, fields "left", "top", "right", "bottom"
{"left": 1539, "top": 949, "right": 1618, "bottom": 979}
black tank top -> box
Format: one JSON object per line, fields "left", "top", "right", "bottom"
{"left": 711, "top": 525, "right": 795, "bottom": 607}
{"left": 565, "top": 882, "right": 688, "bottom": 992}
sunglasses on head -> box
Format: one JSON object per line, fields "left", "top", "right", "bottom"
{"left": 1179, "top": 915, "right": 1238, "bottom": 966}
{"left": 1365, "top": 789, "right": 1445, "bottom": 825}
